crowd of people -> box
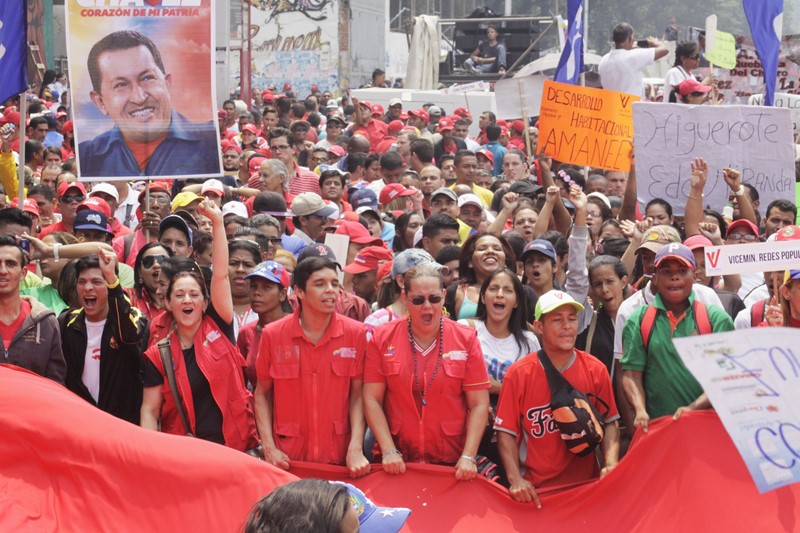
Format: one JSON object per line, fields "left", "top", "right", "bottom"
{"left": 1, "top": 20, "right": 799, "bottom": 517}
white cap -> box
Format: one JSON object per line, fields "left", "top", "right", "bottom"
{"left": 201, "top": 178, "right": 224, "bottom": 197}
{"left": 222, "top": 201, "right": 248, "bottom": 218}
{"left": 587, "top": 192, "right": 611, "bottom": 209}
{"left": 88, "top": 182, "right": 119, "bottom": 202}
{"left": 457, "top": 193, "right": 483, "bottom": 210}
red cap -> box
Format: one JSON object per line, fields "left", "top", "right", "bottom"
{"left": 678, "top": 78, "right": 712, "bottom": 98}
{"left": 726, "top": 218, "right": 759, "bottom": 238}
{"left": 261, "top": 89, "right": 273, "bottom": 97}
{"left": 343, "top": 246, "right": 394, "bottom": 274}
{"left": 358, "top": 100, "right": 371, "bottom": 109}
{"left": 683, "top": 234, "right": 713, "bottom": 251}
{"left": 371, "top": 104, "right": 384, "bottom": 116}
{"left": 776, "top": 225, "right": 800, "bottom": 241}
{"left": 221, "top": 141, "right": 243, "bottom": 154}
{"left": 334, "top": 221, "right": 384, "bottom": 246}
{"left": 476, "top": 149, "right": 494, "bottom": 164}
{"left": 2, "top": 111, "right": 20, "bottom": 126}
{"left": 379, "top": 183, "right": 416, "bottom": 206}
{"left": 58, "top": 181, "right": 86, "bottom": 198}
{"left": 511, "top": 120, "right": 525, "bottom": 133}
{"left": 327, "top": 145, "right": 346, "bottom": 157}
{"left": 77, "top": 196, "right": 112, "bottom": 218}
{"left": 453, "top": 107, "right": 471, "bottom": 117}
{"left": 438, "top": 118, "right": 454, "bottom": 132}
{"left": 283, "top": 82, "right": 292, "bottom": 91}
{"left": 376, "top": 259, "right": 393, "bottom": 281}
{"left": 496, "top": 119, "right": 508, "bottom": 127}
{"left": 408, "top": 109, "right": 429, "bottom": 123}
{"left": 56, "top": 111, "right": 68, "bottom": 119}
{"left": 500, "top": 126, "right": 510, "bottom": 136}
{"left": 242, "top": 124, "right": 259, "bottom": 135}
{"left": 311, "top": 84, "right": 319, "bottom": 92}
{"left": 137, "top": 181, "right": 172, "bottom": 204}
{"left": 399, "top": 112, "right": 409, "bottom": 120}
{"left": 248, "top": 156, "right": 267, "bottom": 174}
{"left": 11, "top": 197, "right": 39, "bottom": 218}
{"left": 262, "top": 93, "right": 275, "bottom": 104}
{"left": 388, "top": 120, "right": 404, "bottom": 134}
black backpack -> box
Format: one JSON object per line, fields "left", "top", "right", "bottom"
{"left": 538, "top": 350, "right": 609, "bottom": 457}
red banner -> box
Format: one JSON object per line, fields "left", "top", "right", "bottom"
{"left": 2, "top": 364, "right": 799, "bottom": 532}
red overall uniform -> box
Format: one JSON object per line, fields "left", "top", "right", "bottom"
{"left": 364, "top": 318, "right": 490, "bottom": 464}
{"left": 257, "top": 309, "right": 366, "bottom": 465}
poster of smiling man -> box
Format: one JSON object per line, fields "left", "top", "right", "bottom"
{"left": 66, "top": 0, "right": 222, "bottom": 181}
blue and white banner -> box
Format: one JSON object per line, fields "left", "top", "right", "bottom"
{"left": 0, "top": 0, "right": 28, "bottom": 104}
{"left": 553, "top": 0, "right": 584, "bottom": 85}
{"left": 743, "top": 0, "right": 784, "bottom": 106}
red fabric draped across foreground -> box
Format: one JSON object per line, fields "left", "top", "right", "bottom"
{"left": 1, "top": 364, "right": 798, "bottom": 532}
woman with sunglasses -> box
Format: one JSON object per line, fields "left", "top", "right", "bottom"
{"left": 364, "top": 263, "right": 490, "bottom": 479}
{"left": 141, "top": 199, "right": 259, "bottom": 453}
{"left": 132, "top": 242, "right": 172, "bottom": 321}
{"left": 665, "top": 41, "right": 709, "bottom": 102}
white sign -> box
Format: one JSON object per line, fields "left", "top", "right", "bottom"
{"left": 494, "top": 75, "right": 547, "bottom": 121}
{"left": 441, "top": 81, "right": 488, "bottom": 95}
{"left": 673, "top": 327, "right": 800, "bottom": 493}
{"left": 705, "top": 15, "right": 718, "bottom": 53}
{"left": 749, "top": 93, "right": 800, "bottom": 134}
{"left": 633, "top": 103, "right": 795, "bottom": 216}
{"left": 704, "top": 240, "right": 800, "bottom": 276}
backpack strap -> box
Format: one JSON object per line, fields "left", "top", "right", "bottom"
{"left": 157, "top": 338, "right": 194, "bottom": 437}
{"left": 536, "top": 350, "right": 571, "bottom": 394}
{"left": 584, "top": 310, "right": 598, "bottom": 355}
{"left": 751, "top": 299, "right": 767, "bottom": 327}
{"left": 692, "top": 300, "right": 712, "bottom": 336}
{"left": 640, "top": 305, "right": 659, "bottom": 352}
{"left": 124, "top": 202, "right": 135, "bottom": 228}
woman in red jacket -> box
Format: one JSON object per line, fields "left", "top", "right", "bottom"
{"left": 364, "top": 262, "right": 490, "bottom": 480}
{"left": 140, "top": 199, "right": 258, "bottom": 452}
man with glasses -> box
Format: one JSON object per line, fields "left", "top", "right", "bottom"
{"left": 60, "top": 248, "right": 148, "bottom": 423}
{"left": 307, "top": 148, "right": 329, "bottom": 172}
{"left": 252, "top": 192, "right": 307, "bottom": 257}
{"left": 290, "top": 192, "right": 337, "bottom": 245}
{"left": 269, "top": 127, "right": 321, "bottom": 196}
{"left": 290, "top": 120, "right": 313, "bottom": 167}
{"left": 112, "top": 182, "right": 172, "bottom": 267}
{"left": 40, "top": 182, "right": 87, "bottom": 237}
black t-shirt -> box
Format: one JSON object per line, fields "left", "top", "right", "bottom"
{"left": 576, "top": 309, "right": 614, "bottom": 374}
{"left": 144, "top": 304, "right": 235, "bottom": 444}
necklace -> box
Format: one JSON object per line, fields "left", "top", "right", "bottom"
{"left": 408, "top": 317, "right": 444, "bottom": 407}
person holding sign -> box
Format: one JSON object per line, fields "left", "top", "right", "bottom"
{"left": 621, "top": 244, "right": 734, "bottom": 433}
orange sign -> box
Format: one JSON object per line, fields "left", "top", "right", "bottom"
{"left": 538, "top": 80, "right": 638, "bottom": 171}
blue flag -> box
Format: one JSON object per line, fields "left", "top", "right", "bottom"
{"left": 743, "top": 0, "right": 783, "bottom": 106}
{"left": 0, "top": 0, "right": 28, "bottom": 105}
{"left": 553, "top": 0, "right": 584, "bottom": 84}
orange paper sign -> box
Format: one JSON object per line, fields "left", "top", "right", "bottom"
{"left": 538, "top": 80, "right": 639, "bottom": 171}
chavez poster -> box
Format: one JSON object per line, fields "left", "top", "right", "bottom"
{"left": 66, "top": 0, "right": 222, "bottom": 181}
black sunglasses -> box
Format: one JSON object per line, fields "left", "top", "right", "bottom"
{"left": 408, "top": 294, "right": 444, "bottom": 306}
{"left": 689, "top": 54, "right": 701, "bottom": 59}
{"left": 142, "top": 254, "right": 168, "bottom": 269}
{"left": 60, "top": 194, "right": 85, "bottom": 204}
{"left": 689, "top": 91, "right": 706, "bottom": 98}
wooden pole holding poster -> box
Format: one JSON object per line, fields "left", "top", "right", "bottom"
{"left": 517, "top": 78, "right": 532, "bottom": 156}
{"left": 144, "top": 182, "right": 151, "bottom": 242}
{"left": 17, "top": 94, "right": 27, "bottom": 202}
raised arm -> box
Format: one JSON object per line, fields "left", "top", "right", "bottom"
{"left": 487, "top": 192, "right": 519, "bottom": 236}
{"left": 198, "top": 199, "right": 233, "bottom": 324}
{"left": 617, "top": 144, "right": 638, "bottom": 222}
{"left": 684, "top": 157, "right": 708, "bottom": 237}
{"left": 723, "top": 167, "right": 757, "bottom": 226}
{"left": 537, "top": 155, "right": 572, "bottom": 234}
{"left": 531, "top": 186, "right": 559, "bottom": 238}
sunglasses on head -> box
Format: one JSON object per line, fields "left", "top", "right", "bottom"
{"left": 60, "top": 194, "right": 85, "bottom": 203}
{"left": 408, "top": 294, "right": 443, "bottom": 306}
{"left": 142, "top": 254, "right": 168, "bottom": 269}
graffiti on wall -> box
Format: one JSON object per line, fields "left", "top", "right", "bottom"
{"left": 248, "top": 0, "right": 338, "bottom": 96}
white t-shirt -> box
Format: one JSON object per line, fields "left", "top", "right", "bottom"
{"left": 233, "top": 307, "right": 258, "bottom": 341}
{"left": 598, "top": 47, "right": 656, "bottom": 99}
{"left": 663, "top": 66, "right": 693, "bottom": 99}
{"left": 458, "top": 319, "right": 540, "bottom": 383}
{"left": 83, "top": 319, "right": 106, "bottom": 403}
{"left": 115, "top": 184, "right": 140, "bottom": 230}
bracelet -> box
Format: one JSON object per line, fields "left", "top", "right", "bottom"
{"left": 460, "top": 454, "right": 478, "bottom": 464}
{"left": 734, "top": 185, "right": 746, "bottom": 197}
{"left": 53, "top": 242, "right": 61, "bottom": 262}
{"left": 688, "top": 193, "right": 703, "bottom": 200}
{"left": 382, "top": 449, "right": 402, "bottom": 458}
{"left": 106, "top": 278, "right": 120, "bottom": 289}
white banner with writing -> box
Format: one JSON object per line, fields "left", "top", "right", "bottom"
{"left": 704, "top": 240, "right": 800, "bottom": 276}
{"left": 633, "top": 103, "right": 795, "bottom": 215}
{"left": 674, "top": 328, "right": 800, "bottom": 493}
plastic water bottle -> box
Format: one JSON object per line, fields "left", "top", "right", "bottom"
{"left": 722, "top": 204, "right": 734, "bottom": 225}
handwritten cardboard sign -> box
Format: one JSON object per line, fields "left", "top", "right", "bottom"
{"left": 633, "top": 103, "right": 795, "bottom": 216}
{"left": 706, "top": 30, "right": 737, "bottom": 70}
{"left": 704, "top": 240, "right": 800, "bottom": 276}
{"left": 674, "top": 328, "right": 800, "bottom": 493}
{"left": 749, "top": 92, "right": 800, "bottom": 134}
{"left": 538, "top": 80, "right": 637, "bottom": 171}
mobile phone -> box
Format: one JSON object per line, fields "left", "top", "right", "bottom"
{"left": 636, "top": 39, "right": 649, "bottom": 48}
{"left": 19, "top": 238, "right": 30, "bottom": 253}
{"left": 1, "top": 123, "right": 15, "bottom": 140}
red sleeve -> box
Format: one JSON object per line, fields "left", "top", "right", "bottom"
{"left": 462, "top": 328, "right": 490, "bottom": 391}
{"left": 493, "top": 363, "right": 522, "bottom": 437}
{"left": 354, "top": 323, "right": 367, "bottom": 379}
{"left": 363, "top": 331, "right": 386, "bottom": 384}
{"left": 255, "top": 325, "right": 273, "bottom": 382}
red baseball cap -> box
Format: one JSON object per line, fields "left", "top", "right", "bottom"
{"left": 496, "top": 119, "right": 508, "bottom": 127}
{"left": 726, "top": 218, "right": 759, "bottom": 238}
{"left": 775, "top": 225, "right": 800, "bottom": 241}
{"left": 58, "top": 181, "right": 86, "bottom": 198}
{"left": 283, "top": 82, "right": 292, "bottom": 92}
{"left": 343, "top": 246, "right": 394, "bottom": 274}
{"left": 311, "top": 84, "right": 319, "bottom": 92}
{"left": 11, "top": 197, "right": 39, "bottom": 218}
{"left": 408, "top": 109, "right": 429, "bottom": 123}
{"left": 248, "top": 156, "right": 268, "bottom": 175}
{"left": 683, "top": 234, "right": 713, "bottom": 251}
{"left": 476, "top": 149, "right": 494, "bottom": 164}
{"left": 137, "top": 181, "right": 172, "bottom": 204}
{"left": 511, "top": 120, "right": 525, "bottom": 133}
{"left": 335, "top": 221, "right": 384, "bottom": 246}
{"left": 500, "top": 126, "right": 510, "bottom": 136}
{"left": 77, "top": 196, "right": 112, "bottom": 218}
{"left": 379, "top": 183, "right": 416, "bottom": 206}
{"left": 242, "top": 124, "right": 259, "bottom": 135}
{"left": 327, "top": 145, "right": 346, "bottom": 158}
{"left": 371, "top": 104, "right": 384, "bottom": 116}
{"left": 438, "top": 118, "right": 454, "bottom": 132}
{"left": 453, "top": 106, "right": 471, "bottom": 117}
{"left": 222, "top": 141, "right": 243, "bottom": 154}
{"left": 388, "top": 120, "right": 404, "bottom": 134}
{"left": 358, "top": 100, "right": 372, "bottom": 109}
{"left": 399, "top": 112, "right": 409, "bottom": 120}
{"left": 678, "top": 78, "right": 712, "bottom": 98}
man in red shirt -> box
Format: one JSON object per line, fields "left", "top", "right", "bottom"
{"left": 254, "top": 257, "right": 370, "bottom": 477}
{"left": 40, "top": 181, "right": 87, "bottom": 237}
{"left": 495, "top": 290, "right": 620, "bottom": 506}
